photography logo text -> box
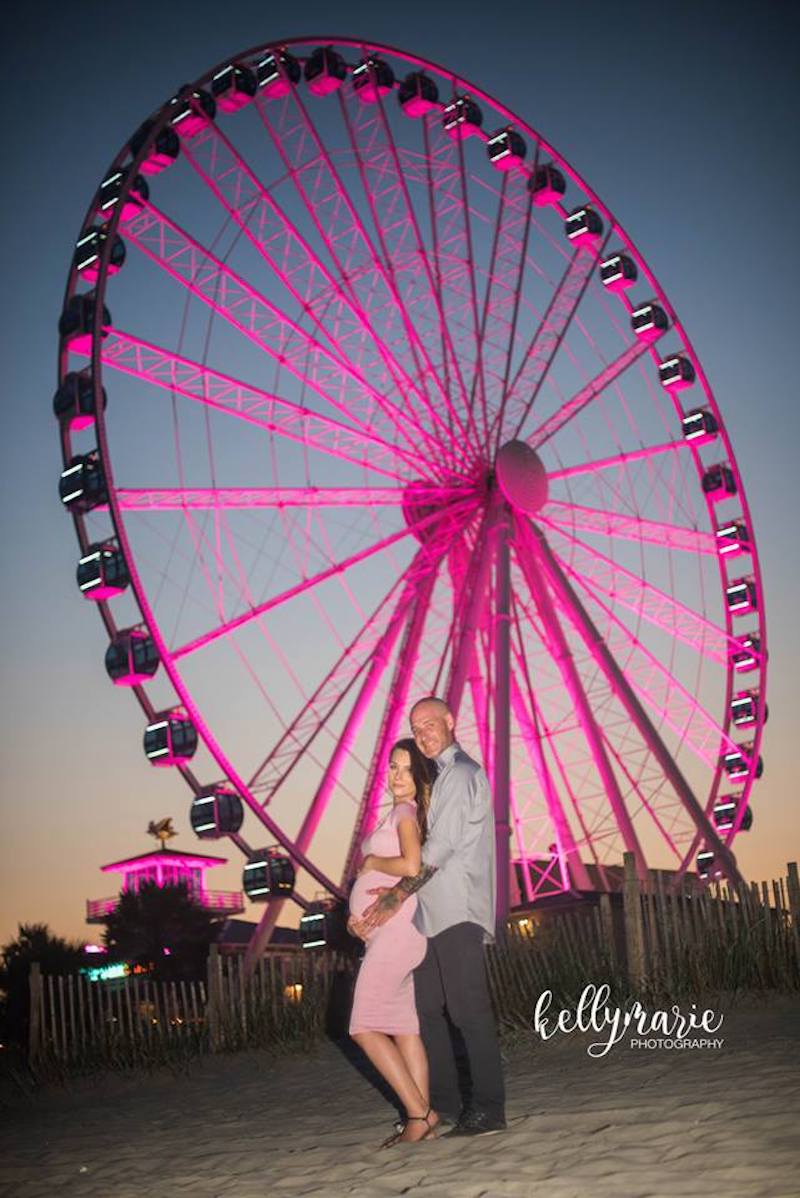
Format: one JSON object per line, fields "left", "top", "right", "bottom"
{"left": 534, "top": 984, "right": 725, "bottom": 1056}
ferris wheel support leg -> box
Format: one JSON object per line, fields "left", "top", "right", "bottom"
{"left": 446, "top": 536, "right": 490, "bottom": 764}
{"left": 471, "top": 624, "right": 532, "bottom": 910}
{"left": 513, "top": 517, "right": 649, "bottom": 881}
{"left": 493, "top": 506, "right": 513, "bottom": 929}
{"left": 469, "top": 633, "right": 492, "bottom": 788}
{"left": 511, "top": 591, "right": 615, "bottom": 891}
{"left": 244, "top": 556, "right": 440, "bottom": 973}
{"left": 447, "top": 536, "right": 494, "bottom": 768}
{"left": 527, "top": 522, "right": 746, "bottom": 891}
{"left": 340, "top": 564, "right": 442, "bottom": 888}
{"left": 445, "top": 509, "right": 497, "bottom": 717}
{"left": 509, "top": 670, "right": 594, "bottom": 894}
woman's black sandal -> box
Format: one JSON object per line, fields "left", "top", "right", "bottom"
{"left": 379, "top": 1124, "right": 407, "bottom": 1149}
{"left": 380, "top": 1106, "right": 438, "bottom": 1147}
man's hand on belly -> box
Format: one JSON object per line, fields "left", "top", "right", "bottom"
{"left": 359, "top": 863, "right": 439, "bottom": 933}
{"left": 359, "top": 885, "right": 403, "bottom": 933}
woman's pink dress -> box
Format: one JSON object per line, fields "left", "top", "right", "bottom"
{"left": 348, "top": 801, "right": 427, "bottom": 1035}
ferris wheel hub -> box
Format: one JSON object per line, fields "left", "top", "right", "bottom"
{"left": 495, "top": 440, "right": 548, "bottom": 514}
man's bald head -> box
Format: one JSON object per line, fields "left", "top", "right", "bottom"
{"left": 409, "top": 696, "right": 455, "bottom": 759}
{"left": 409, "top": 696, "right": 452, "bottom": 721}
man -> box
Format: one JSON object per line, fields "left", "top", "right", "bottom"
{"left": 357, "top": 696, "right": 506, "bottom": 1137}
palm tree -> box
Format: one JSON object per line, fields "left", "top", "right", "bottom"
{"left": 0, "top": 923, "right": 85, "bottom": 1046}
{"left": 103, "top": 881, "right": 219, "bottom": 980}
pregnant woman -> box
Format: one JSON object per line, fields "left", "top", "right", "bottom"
{"left": 348, "top": 738, "right": 439, "bottom": 1146}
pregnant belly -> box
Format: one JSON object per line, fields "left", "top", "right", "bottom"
{"left": 349, "top": 870, "right": 417, "bottom": 923}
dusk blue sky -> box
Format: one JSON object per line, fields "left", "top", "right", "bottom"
{"left": 1, "top": 0, "right": 798, "bottom": 945}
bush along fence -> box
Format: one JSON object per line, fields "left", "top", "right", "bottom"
{"left": 28, "top": 860, "right": 800, "bottom": 1072}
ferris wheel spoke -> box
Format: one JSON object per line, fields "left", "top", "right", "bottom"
{"left": 520, "top": 518, "right": 745, "bottom": 886}
{"left": 540, "top": 501, "right": 717, "bottom": 555}
{"left": 596, "top": 731, "right": 683, "bottom": 861}
{"left": 587, "top": 444, "right": 702, "bottom": 534}
{"left": 444, "top": 508, "right": 497, "bottom": 716}
{"left": 419, "top": 119, "right": 454, "bottom": 443}
{"left": 494, "top": 235, "right": 608, "bottom": 449}
{"left": 291, "top": 557, "right": 438, "bottom": 857}
{"left": 508, "top": 599, "right": 594, "bottom": 893}
{"left": 213, "top": 510, "right": 317, "bottom": 711}
{"left": 478, "top": 172, "right": 535, "bottom": 437}
{"left": 512, "top": 517, "right": 649, "bottom": 875}
{"left": 92, "top": 329, "right": 428, "bottom": 479}
{"left": 572, "top": 605, "right": 731, "bottom": 877}
{"left": 547, "top": 440, "right": 688, "bottom": 483}
{"left": 511, "top": 587, "right": 611, "bottom": 884}
{"left": 564, "top": 573, "right": 738, "bottom": 765}
{"left": 170, "top": 496, "right": 478, "bottom": 660}
{"left": 167, "top": 505, "right": 226, "bottom": 632}
{"left": 539, "top": 519, "right": 732, "bottom": 664}
{"left": 252, "top": 90, "right": 473, "bottom": 474}
{"left": 123, "top": 201, "right": 444, "bottom": 465}
{"left": 179, "top": 121, "right": 448, "bottom": 449}
{"left": 250, "top": 524, "right": 462, "bottom": 814}
{"left": 248, "top": 567, "right": 411, "bottom": 796}
{"left": 528, "top": 331, "right": 666, "bottom": 451}
{"left": 113, "top": 485, "right": 467, "bottom": 512}
{"left": 471, "top": 172, "right": 511, "bottom": 446}
{"left": 337, "top": 84, "right": 476, "bottom": 452}
{"left": 421, "top": 111, "right": 488, "bottom": 447}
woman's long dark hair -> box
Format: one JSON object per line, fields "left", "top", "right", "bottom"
{"left": 390, "top": 738, "right": 436, "bottom": 844}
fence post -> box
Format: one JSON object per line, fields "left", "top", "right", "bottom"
{"left": 28, "top": 962, "right": 42, "bottom": 1063}
{"left": 623, "top": 852, "right": 645, "bottom": 991}
{"left": 207, "top": 944, "right": 221, "bottom": 1052}
{"left": 786, "top": 863, "right": 800, "bottom": 960}
{"left": 599, "top": 892, "right": 616, "bottom": 972}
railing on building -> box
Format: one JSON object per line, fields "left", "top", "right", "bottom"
{"left": 86, "top": 889, "right": 245, "bottom": 922}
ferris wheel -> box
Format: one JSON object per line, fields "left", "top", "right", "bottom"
{"left": 56, "top": 36, "right": 767, "bottom": 947}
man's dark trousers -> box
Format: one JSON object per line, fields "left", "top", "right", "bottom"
{"left": 413, "top": 921, "right": 505, "bottom": 1121}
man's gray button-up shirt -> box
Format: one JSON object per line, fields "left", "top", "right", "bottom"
{"left": 412, "top": 741, "right": 496, "bottom": 942}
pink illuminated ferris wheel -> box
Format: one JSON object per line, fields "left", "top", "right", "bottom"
{"left": 56, "top": 36, "right": 767, "bottom": 943}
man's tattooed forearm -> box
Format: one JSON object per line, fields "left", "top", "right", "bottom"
{"left": 376, "top": 888, "right": 403, "bottom": 914}
{"left": 396, "top": 864, "right": 439, "bottom": 897}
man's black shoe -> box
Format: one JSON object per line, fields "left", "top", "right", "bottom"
{"left": 443, "top": 1109, "right": 506, "bottom": 1137}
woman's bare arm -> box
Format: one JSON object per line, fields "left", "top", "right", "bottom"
{"left": 361, "top": 812, "right": 421, "bottom": 878}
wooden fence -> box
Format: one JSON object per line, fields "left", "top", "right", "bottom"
{"left": 486, "top": 857, "right": 800, "bottom": 1027}
{"left": 28, "top": 948, "right": 351, "bottom": 1071}
{"left": 28, "top": 859, "right": 799, "bottom": 1071}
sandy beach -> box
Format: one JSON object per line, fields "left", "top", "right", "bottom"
{"left": 2, "top": 992, "right": 798, "bottom": 1198}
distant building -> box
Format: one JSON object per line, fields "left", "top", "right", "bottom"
{"left": 86, "top": 842, "right": 244, "bottom": 924}
{"left": 215, "top": 917, "right": 299, "bottom": 953}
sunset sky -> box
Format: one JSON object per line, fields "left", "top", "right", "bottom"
{"left": 1, "top": 0, "right": 798, "bottom": 948}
